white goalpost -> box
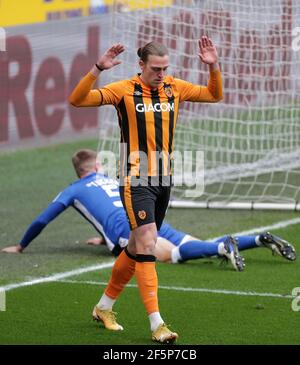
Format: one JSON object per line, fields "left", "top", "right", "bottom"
{"left": 97, "top": 0, "right": 300, "bottom": 210}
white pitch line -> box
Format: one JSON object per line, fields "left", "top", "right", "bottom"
{"left": 1, "top": 216, "right": 300, "bottom": 293}
{"left": 1, "top": 261, "right": 114, "bottom": 292}
{"left": 208, "top": 216, "right": 300, "bottom": 241}
{"left": 58, "top": 279, "right": 294, "bottom": 299}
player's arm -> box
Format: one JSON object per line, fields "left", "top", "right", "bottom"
{"left": 69, "top": 43, "right": 125, "bottom": 107}
{"left": 1, "top": 202, "right": 67, "bottom": 254}
{"left": 85, "top": 235, "right": 105, "bottom": 246}
{"left": 176, "top": 36, "right": 223, "bottom": 103}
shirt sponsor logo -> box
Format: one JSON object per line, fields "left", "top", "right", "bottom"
{"left": 135, "top": 103, "right": 174, "bottom": 113}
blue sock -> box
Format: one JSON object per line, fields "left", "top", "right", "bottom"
{"left": 214, "top": 235, "right": 258, "bottom": 251}
{"left": 178, "top": 240, "right": 219, "bottom": 261}
{"left": 235, "top": 235, "right": 258, "bottom": 251}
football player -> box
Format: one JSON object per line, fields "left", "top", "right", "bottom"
{"left": 2, "top": 149, "right": 296, "bottom": 271}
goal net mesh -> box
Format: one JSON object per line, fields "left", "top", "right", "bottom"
{"left": 97, "top": 0, "right": 300, "bottom": 207}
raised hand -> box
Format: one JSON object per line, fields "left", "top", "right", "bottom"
{"left": 97, "top": 43, "right": 125, "bottom": 70}
{"left": 198, "top": 36, "right": 218, "bottom": 65}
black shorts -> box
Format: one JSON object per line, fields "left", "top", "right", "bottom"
{"left": 119, "top": 176, "right": 171, "bottom": 231}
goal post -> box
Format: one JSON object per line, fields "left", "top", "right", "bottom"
{"left": 97, "top": 0, "right": 300, "bottom": 210}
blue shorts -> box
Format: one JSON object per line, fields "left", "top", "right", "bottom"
{"left": 158, "top": 223, "right": 186, "bottom": 246}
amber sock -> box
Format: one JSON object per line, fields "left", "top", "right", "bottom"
{"left": 103, "top": 247, "right": 136, "bottom": 301}
{"left": 135, "top": 255, "right": 159, "bottom": 315}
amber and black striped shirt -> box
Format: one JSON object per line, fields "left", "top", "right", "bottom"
{"left": 69, "top": 70, "right": 223, "bottom": 177}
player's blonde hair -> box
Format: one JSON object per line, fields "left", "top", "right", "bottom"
{"left": 72, "top": 149, "right": 97, "bottom": 178}
{"left": 137, "top": 41, "right": 168, "bottom": 62}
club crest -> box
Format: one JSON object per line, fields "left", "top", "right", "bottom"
{"left": 138, "top": 210, "right": 147, "bottom": 220}
{"left": 164, "top": 86, "right": 173, "bottom": 98}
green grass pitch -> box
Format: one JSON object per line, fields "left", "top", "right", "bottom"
{"left": 0, "top": 139, "right": 300, "bottom": 344}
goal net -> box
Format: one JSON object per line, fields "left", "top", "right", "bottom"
{"left": 97, "top": 0, "right": 300, "bottom": 210}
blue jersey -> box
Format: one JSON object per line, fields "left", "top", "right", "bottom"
{"left": 19, "top": 172, "right": 187, "bottom": 254}
{"left": 53, "top": 172, "right": 130, "bottom": 252}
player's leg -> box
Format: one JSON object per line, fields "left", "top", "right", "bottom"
{"left": 156, "top": 234, "right": 222, "bottom": 262}
{"left": 132, "top": 221, "right": 164, "bottom": 333}
{"left": 95, "top": 180, "right": 157, "bottom": 326}
{"left": 159, "top": 224, "right": 245, "bottom": 271}
{"left": 159, "top": 223, "right": 224, "bottom": 262}
{"left": 216, "top": 235, "right": 258, "bottom": 251}
{"left": 219, "top": 233, "right": 296, "bottom": 261}
{"left": 172, "top": 238, "right": 219, "bottom": 262}
{"left": 121, "top": 182, "right": 177, "bottom": 343}
{"left": 172, "top": 236, "right": 245, "bottom": 271}
{"left": 149, "top": 183, "right": 178, "bottom": 343}
{"left": 92, "top": 242, "right": 136, "bottom": 331}
{"left": 93, "top": 181, "right": 138, "bottom": 331}
{"left": 256, "top": 232, "right": 297, "bottom": 261}
{"left": 122, "top": 182, "right": 160, "bottom": 332}
{"left": 154, "top": 237, "right": 175, "bottom": 262}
